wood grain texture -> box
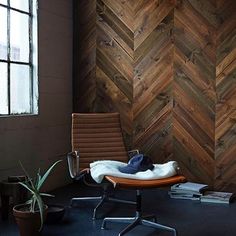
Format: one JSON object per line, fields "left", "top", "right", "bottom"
{"left": 215, "top": 0, "right": 236, "bottom": 191}
{"left": 173, "top": 0, "right": 216, "bottom": 187}
{"left": 133, "top": 1, "right": 175, "bottom": 163}
{"left": 73, "top": 0, "right": 236, "bottom": 191}
{"left": 95, "top": 0, "right": 134, "bottom": 148}
{"left": 73, "top": 0, "right": 96, "bottom": 112}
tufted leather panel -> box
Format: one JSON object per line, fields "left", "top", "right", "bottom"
{"left": 72, "top": 113, "right": 128, "bottom": 170}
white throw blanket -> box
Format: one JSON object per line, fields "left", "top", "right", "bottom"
{"left": 90, "top": 160, "right": 179, "bottom": 183}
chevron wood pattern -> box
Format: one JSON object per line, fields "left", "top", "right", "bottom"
{"left": 95, "top": 0, "right": 134, "bottom": 148}
{"left": 74, "top": 0, "right": 236, "bottom": 191}
{"left": 133, "top": 1, "right": 175, "bottom": 162}
{"left": 73, "top": 0, "right": 96, "bottom": 112}
{"left": 215, "top": 0, "right": 236, "bottom": 191}
{"left": 173, "top": 0, "right": 216, "bottom": 186}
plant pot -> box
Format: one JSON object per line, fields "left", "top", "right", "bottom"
{"left": 45, "top": 204, "right": 65, "bottom": 224}
{"left": 13, "top": 204, "right": 48, "bottom": 236}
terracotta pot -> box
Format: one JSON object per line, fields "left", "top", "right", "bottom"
{"left": 13, "top": 204, "right": 48, "bottom": 236}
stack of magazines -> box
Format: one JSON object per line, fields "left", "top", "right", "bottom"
{"left": 200, "top": 191, "right": 234, "bottom": 204}
{"left": 169, "top": 182, "right": 208, "bottom": 200}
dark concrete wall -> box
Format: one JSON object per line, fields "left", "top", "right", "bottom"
{"left": 0, "top": 0, "right": 73, "bottom": 190}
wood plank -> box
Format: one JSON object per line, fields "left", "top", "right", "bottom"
{"left": 134, "top": 0, "right": 174, "bottom": 49}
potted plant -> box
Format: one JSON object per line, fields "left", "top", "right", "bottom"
{"left": 13, "top": 160, "right": 62, "bottom": 236}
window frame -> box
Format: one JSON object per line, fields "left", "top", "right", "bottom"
{"left": 0, "top": 0, "right": 38, "bottom": 116}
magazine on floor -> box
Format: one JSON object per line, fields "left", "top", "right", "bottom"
{"left": 169, "top": 181, "right": 208, "bottom": 200}
{"left": 200, "top": 191, "right": 235, "bottom": 204}
{"left": 171, "top": 182, "right": 208, "bottom": 192}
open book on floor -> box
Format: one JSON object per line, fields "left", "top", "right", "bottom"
{"left": 200, "top": 191, "right": 235, "bottom": 204}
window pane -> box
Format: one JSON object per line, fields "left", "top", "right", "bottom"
{"left": 10, "top": 64, "right": 30, "bottom": 114}
{"left": 10, "top": 10, "right": 29, "bottom": 62}
{"left": 10, "top": 0, "right": 29, "bottom": 12}
{"left": 0, "top": 63, "right": 8, "bottom": 114}
{"left": 0, "top": 7, "right": 7, "bottom": 60}
{"left": 0, "top": 0, "right": 7, "bottom": 5}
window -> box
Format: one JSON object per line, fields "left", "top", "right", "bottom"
{"left": 0, "top": 0, "right": 38, "bottom": 116}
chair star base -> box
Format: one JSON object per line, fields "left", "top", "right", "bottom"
{"left": 102, "top": 214, "right": 177, "bottom": 236}
{"left": 101, "top": 190, "right": 178, "bottom": 236}
{"left": 71, "top": 194, "right": 136, "bottom": 220}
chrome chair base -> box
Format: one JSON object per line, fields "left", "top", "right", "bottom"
{"left": 102, "top": 214, "right": 177, "bottom": 236}
{"left": 71, "top": 195, "right": 136, "bottom": 220}
{"left": 70, "top": 171, "right": 136, "bottom": 220}
{"left": 101, "top": 190, "right": 177, "bottom": 236}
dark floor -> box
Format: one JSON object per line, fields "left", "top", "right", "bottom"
{"left": 1, "top": 182, "right": 236, "bottom": 236}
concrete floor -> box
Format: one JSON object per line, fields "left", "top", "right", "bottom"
{"left": 1, "top": 182, "right": 236, "bottom": 236}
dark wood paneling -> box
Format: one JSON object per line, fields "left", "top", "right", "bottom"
{"left": 73, "top": 0, "right": 96, "bottom": 112}
{"left": 133, "top": 1, "right": 175, "bottom": 162}
{"left": 215, "top": 0, "right": 236, "bottom": 191}
{"left": 74, "top": 0, "right": 236, "bottom": 191}
{"left": 95, "top": 0, "right": 133, "bottom": 148}
{"left": 173, "top": 0, "right": 216, "bottom": 187}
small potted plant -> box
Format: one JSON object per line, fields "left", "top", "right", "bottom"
{"left": 13, "top": 160, "right": 62, "bottom": 236}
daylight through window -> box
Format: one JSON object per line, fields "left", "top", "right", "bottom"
{"left": 0, "top": 0, "right": 38, "bottom": 116}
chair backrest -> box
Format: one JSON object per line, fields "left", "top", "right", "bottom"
{"left": 72, "top": 113, "right": 128, "bottom": 170}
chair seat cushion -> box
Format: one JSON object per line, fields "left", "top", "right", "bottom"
{"left": 105, "top": 175, "right": 186, "bottom": 189}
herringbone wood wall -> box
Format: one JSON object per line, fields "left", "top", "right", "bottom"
{"left": 73, "top": 0, "right": 96, "bottom": 112}
{"left": 74, "top": 0, "right": 236, "bottom": 191}
{"left": 173, "top": 0, "right": 216, "bottom": 186}
{"left": 215, "top": 0, "right": 236, "bottom": 191}
{"left": 96, "top": 0, "right": 133, "bottom": 147}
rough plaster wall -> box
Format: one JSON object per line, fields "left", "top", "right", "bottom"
{"left": 0, "top": 0, "right": 73, "bottom": 191}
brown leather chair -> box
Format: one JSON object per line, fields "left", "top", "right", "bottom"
{"left": 67, "top": 112, "right": 186, "bottom": 235}
{"left": 67, "top": 113, "right": 136, "bottom": 219}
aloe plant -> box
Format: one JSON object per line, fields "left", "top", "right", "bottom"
{"left": 19, "top": 160, "right": 62, "bottom": 231}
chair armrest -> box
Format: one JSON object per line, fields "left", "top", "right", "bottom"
{"left": 128, "top": 149, "right": 140, "bottom": 159}
{"left": 67, "top": 151, "right": 80, "bottom": 178}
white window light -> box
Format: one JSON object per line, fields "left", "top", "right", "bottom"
{"left": 0, "top": 0, "right": 38, "bottom": 116}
